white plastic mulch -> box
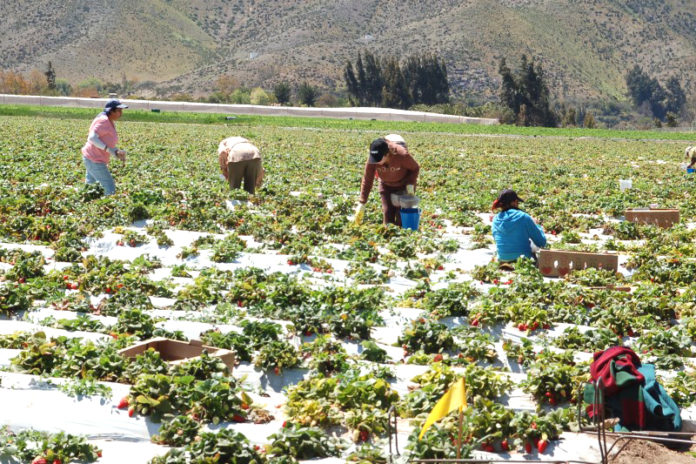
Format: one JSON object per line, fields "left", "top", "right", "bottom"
{"left": 1, "top": 217, "right": 693, "bottom": 464}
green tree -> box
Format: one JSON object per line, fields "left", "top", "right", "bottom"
{"left": 363, "top": 51, "right": 383, "bottom": 106}
{"left": 380, "top": 57, "right": 411, "bottom": 109}
{"left": 665, "top": 76, "right": 686, "bottom": 115}
{"left": 344, "top": 61, "right": 360, "bottom": 106}
{"left": 273, "top": 82, "right": 291, "bottom": 105}
{"left": 44, "top": 61, "right": 56, "bottom": 91}
{"left": 584, "top": 112, "right": 596, "bottom": 129}
{"left": 297, "top": 82, "right": 318, "bottom": 106}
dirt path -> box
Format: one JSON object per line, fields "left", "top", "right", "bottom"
{"left": 610, "top": 439, "right": 696, "bottom": 464}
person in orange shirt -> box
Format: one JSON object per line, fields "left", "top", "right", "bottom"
{"left": 358, "top": 138, "right": 420, "bottom": 226}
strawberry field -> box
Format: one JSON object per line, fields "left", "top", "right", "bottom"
{"left": 1, "top": 110, "right": 696, "bottom": 463}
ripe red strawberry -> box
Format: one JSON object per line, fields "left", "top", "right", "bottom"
{"left": 525, "top": 442, "right": 532, "bottom": 453}
{"left": 97, "top": 451, "right": 102, "bottom": 458}
{"left": 537, "top": 438, "right": 549, "bottom": 453}
{"left": 433, "top": 353, "right": 443, "bottom": 362}
{"left": 273, "top": 366, "right": 280, "bottom": 375}
{"left": 517, "top": 323, "right": 527, "bottom": 331}
{"left": 531, "top": 321, "right": 539, "bottom": 330}
{"left": 501, "top": 439, "right": 510, "bottom": 451}
{"left": 359, "top": 430, "right": 369, "bottom": 442}
{"left": 128, "top": 407, "right": 135, "bottom": 417}
{"left": 530, "top": 422, "right": 537, "bottom": 429}
{"left": 287, "top": 260, "right": 294, "bottom": 265}
{"left": 118, "top": 396, "right": 129, "bottom": 409}
{"left": 105, "top": 287, "right": 112, "bottom": 294}
{"left": 482, "top": 442, "right": 494, "bottom": 452}
{"left": 63, "top": 275, "right": 69, "bottom": 280}
{"left": 53, "top": 459, "right": 62, "bottom": 464}
{"left": 232, "top": 414, "right": 245, "bottom": 422}
{"left": 493, "top": 279, "right": 499, "bottom": 285}
{"left": 70, "top": 283, "right": 79, "bottom": 290}
{"left": 282, "top": 420, "right": 287, "bottom": 428}
{"left": 31, "top": 458, "right": 47, "bottom": 464}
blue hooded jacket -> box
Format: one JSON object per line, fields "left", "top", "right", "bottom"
{"left": 492, "top": 209, "right": 547, "bottom": 261}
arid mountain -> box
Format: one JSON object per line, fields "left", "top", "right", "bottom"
{"left": 2, "top": 0, "right": 695, "bottom": 101}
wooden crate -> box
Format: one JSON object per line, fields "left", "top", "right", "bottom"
{"left": 538, "top": 249, "right": 619, "bottom": 277}
{"left": 118, "top": 338, "right": 235, "bottom": 371}
{"left": 625, "top": 208, "right": 679, "bottom": 228}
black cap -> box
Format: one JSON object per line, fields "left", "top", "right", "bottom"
{"left": 104, "top": 99, "right": 128, "bottom": 114}
{"left": 497, "top": 189, "right": 523, "bottom": 206}
{"left": 368, "top": 138, "right": 389, "bottom": 164}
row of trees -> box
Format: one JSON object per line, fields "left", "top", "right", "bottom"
{"left": 625, "top": 65, "right": 685, "bottom": 121}
{"left": 344, "top": 52, "right": 449, "bottom": 109}
{"left": 205, "top": 76, "right": 322, "bottom": 106}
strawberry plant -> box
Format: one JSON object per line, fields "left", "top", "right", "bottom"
{"left": 151, "top": 414, "right": 202, "bottom": 446}
{"left": 211, "top": 233, "right": 246, "bottom": 262}
{"left": 301, "top": 335, "right": 350, "bottom": 375}
{"left": 200, "top": 329, "right": 253, "bottom": 362}
{"left": 267, "top": 423, "right": 343, "bottom": 459}
{"left": 0, "top": 282, "right": 30, "bottom": 314}
{"left": 254, "top": 340, "right": 301, "bottom": 373}
{"left": 398, "top": 318, "right": 454, "bottom": 354}
{"left": 522, "top": 357, "right": 584, "bottom": 407}
{"left": 0, "top": 428, "right": 101, "bottom": 463}
{"left": 149, "top": 429, "right": 264, "bottom": 464}
{"left": 421, "top": 281, "right": 480, "bottom": 318}
{"left": 359, "top": 340, "right": 388, "bottom": 363}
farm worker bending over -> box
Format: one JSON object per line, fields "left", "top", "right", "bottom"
{"left": 685, "top": 146, "right": 696, "bottom": 170}
{"left": 491, "top": 189, "right": 547, "bottom": 262}
{"left": 358, "top": 137, "right": 419, "bottom": 226}
{"left": 385, "top": 133, "right": 407, "bottom": 148}
{"left": 81, "top": 99, "right": 128, "bottom": 196}
{"left": 218, "top": 137, "right": 264, "bottom": 194}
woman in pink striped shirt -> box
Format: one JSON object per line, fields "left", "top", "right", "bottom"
{"left": 81, "top": 100, "right": 128, "bottom": 195}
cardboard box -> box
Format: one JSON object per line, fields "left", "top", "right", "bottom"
{"left": 625, "top": 208, "right": 679, "bottom": 228}
{"left": 118, "top": 338, "right": 235, "bottom": 371}
{"left": 538, "top": 249, "right": 619, "bottom": 277}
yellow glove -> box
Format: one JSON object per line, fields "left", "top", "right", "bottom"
{"left": 406, "top": 184, "right": 415, "bottom": 195}
{"left": 354, "top": 203, "right": 366, "bottom": 225}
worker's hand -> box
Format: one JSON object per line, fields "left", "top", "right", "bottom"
{"left": 354, "top": 203, "right": 366, "bottom": 225}
{"left": 116, "top": 149, "right": 127, "bottom": 163}
{"left": 406, "top": 184, "right": 415, "bottom": 195}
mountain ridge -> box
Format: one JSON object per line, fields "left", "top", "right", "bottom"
{"left": 2, "top": 0, "right": 695, "bottom": 102}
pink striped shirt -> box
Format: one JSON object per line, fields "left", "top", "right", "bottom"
{"left": 81, "top": 114, "right": 118, "bottom": 163}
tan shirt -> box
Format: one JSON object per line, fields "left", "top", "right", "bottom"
{"left": 359, "top": 142, "right": 419, "bottom": 203}
{"left": 218, "top": 137, "right": 261, "bottom": 179}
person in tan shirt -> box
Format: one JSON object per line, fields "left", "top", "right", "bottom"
{"left": 218, "top": 137, "right": 264, "bottom": 194}
{"left": 359, "top": 138, "right": 420, "bottom": 225}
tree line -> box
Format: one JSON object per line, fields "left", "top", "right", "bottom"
{"left": 343, "top": 51, "right": 449, "bottom": 109}
{"left": 625, "top": 65, "right": 685, "bottom": 123}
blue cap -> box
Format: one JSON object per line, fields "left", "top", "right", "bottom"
{"left": 104, "top": 99, "right": 128, "bottom": 114}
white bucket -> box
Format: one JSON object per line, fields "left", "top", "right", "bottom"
{"left": 619, "top": 179, "right": 632, "bottom": 191}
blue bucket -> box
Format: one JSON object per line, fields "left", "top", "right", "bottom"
{"left": 687, "top": 168, "right": 695, "bottom": 174}
{"left": 401, "top": 208, "right": 420, "bottom": 231}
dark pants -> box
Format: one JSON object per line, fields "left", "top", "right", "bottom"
{"left": 380, "top": 185, "right": 404, "bottom": 226}
{"left": 227, "top": 158, "right": 262, "bottom": 194}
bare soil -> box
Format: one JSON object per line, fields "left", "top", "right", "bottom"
{"left": 610, "top": 439, "right": 696, "bottom": 464}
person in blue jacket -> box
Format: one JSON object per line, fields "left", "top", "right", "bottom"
{"left": 491, "top": 189, "right": 547, "bottom": 262}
